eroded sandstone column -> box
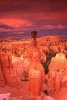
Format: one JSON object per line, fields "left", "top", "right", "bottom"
{"left": 28, "top": 31, "right": 45, "bottom": 100}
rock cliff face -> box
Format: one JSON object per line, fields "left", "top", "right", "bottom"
{"left": 37, "top": 35, "right": 61, "bottom": 43}
{"left": 37, "top": 35, "right": 62, "bottom": 52}
{"left": 0, "top": 35, "right": 67, "bottom": 100}
{"left": 47, "top": 52, "right": 67, "bottom": 99}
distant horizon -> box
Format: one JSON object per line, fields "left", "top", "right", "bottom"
{"left": 0, "top": 30, "right": 67, "bottom": 40}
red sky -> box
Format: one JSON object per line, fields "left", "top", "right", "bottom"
{"left": 0, "top": 0, "right": 67, "bottom": 36}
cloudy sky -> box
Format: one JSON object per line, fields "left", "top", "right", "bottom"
{"left": 0, "top": 0, "right": 67, "bottom": 38}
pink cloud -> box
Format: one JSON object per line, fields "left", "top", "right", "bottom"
{"left": 56, "top": 25, "right": 64, "bottom": 29}
{"left": 42, "top": 25, "right": 55, "bottom": 29}
{"left": 42, "top": 24, "right": 66, "bottom": 29}
{"left": 65, "top": 25, "right": 67, "bottom": 28}
{"left": 0, "top": 18, "right": 32, "bottom": 27}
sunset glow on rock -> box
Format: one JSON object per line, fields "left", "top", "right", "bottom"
{"left": 0, "top": 0, "right": 67, "bottom": 100}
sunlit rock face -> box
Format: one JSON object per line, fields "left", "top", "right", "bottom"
{"left": 12, "top": 55, "right": 24, "bottom": 78}
{"left": 0, "top": 64, "right": 5, "bottom": 87}
{"left": 28, "top": 37, "right": 45, "bottom": 99}
{"left": 37, "top": 35, "right": 61, "bottom": 43}
{"left": 0, "top": 51, "right": 18, "bottom": 87}
{"left": 64, "top": 60, "right": 67, "bottom": 75}
{"left": 48, "top": 52, "right": 67, "bottom": 97}
{"left": 0, "top": 35, "right": 67, "bottom": 99}
{"left": 59, "top": 79, "right": 67, "bottom": 100}
{"left": 49, "top": 52, "right": 66, "bottom": 71}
